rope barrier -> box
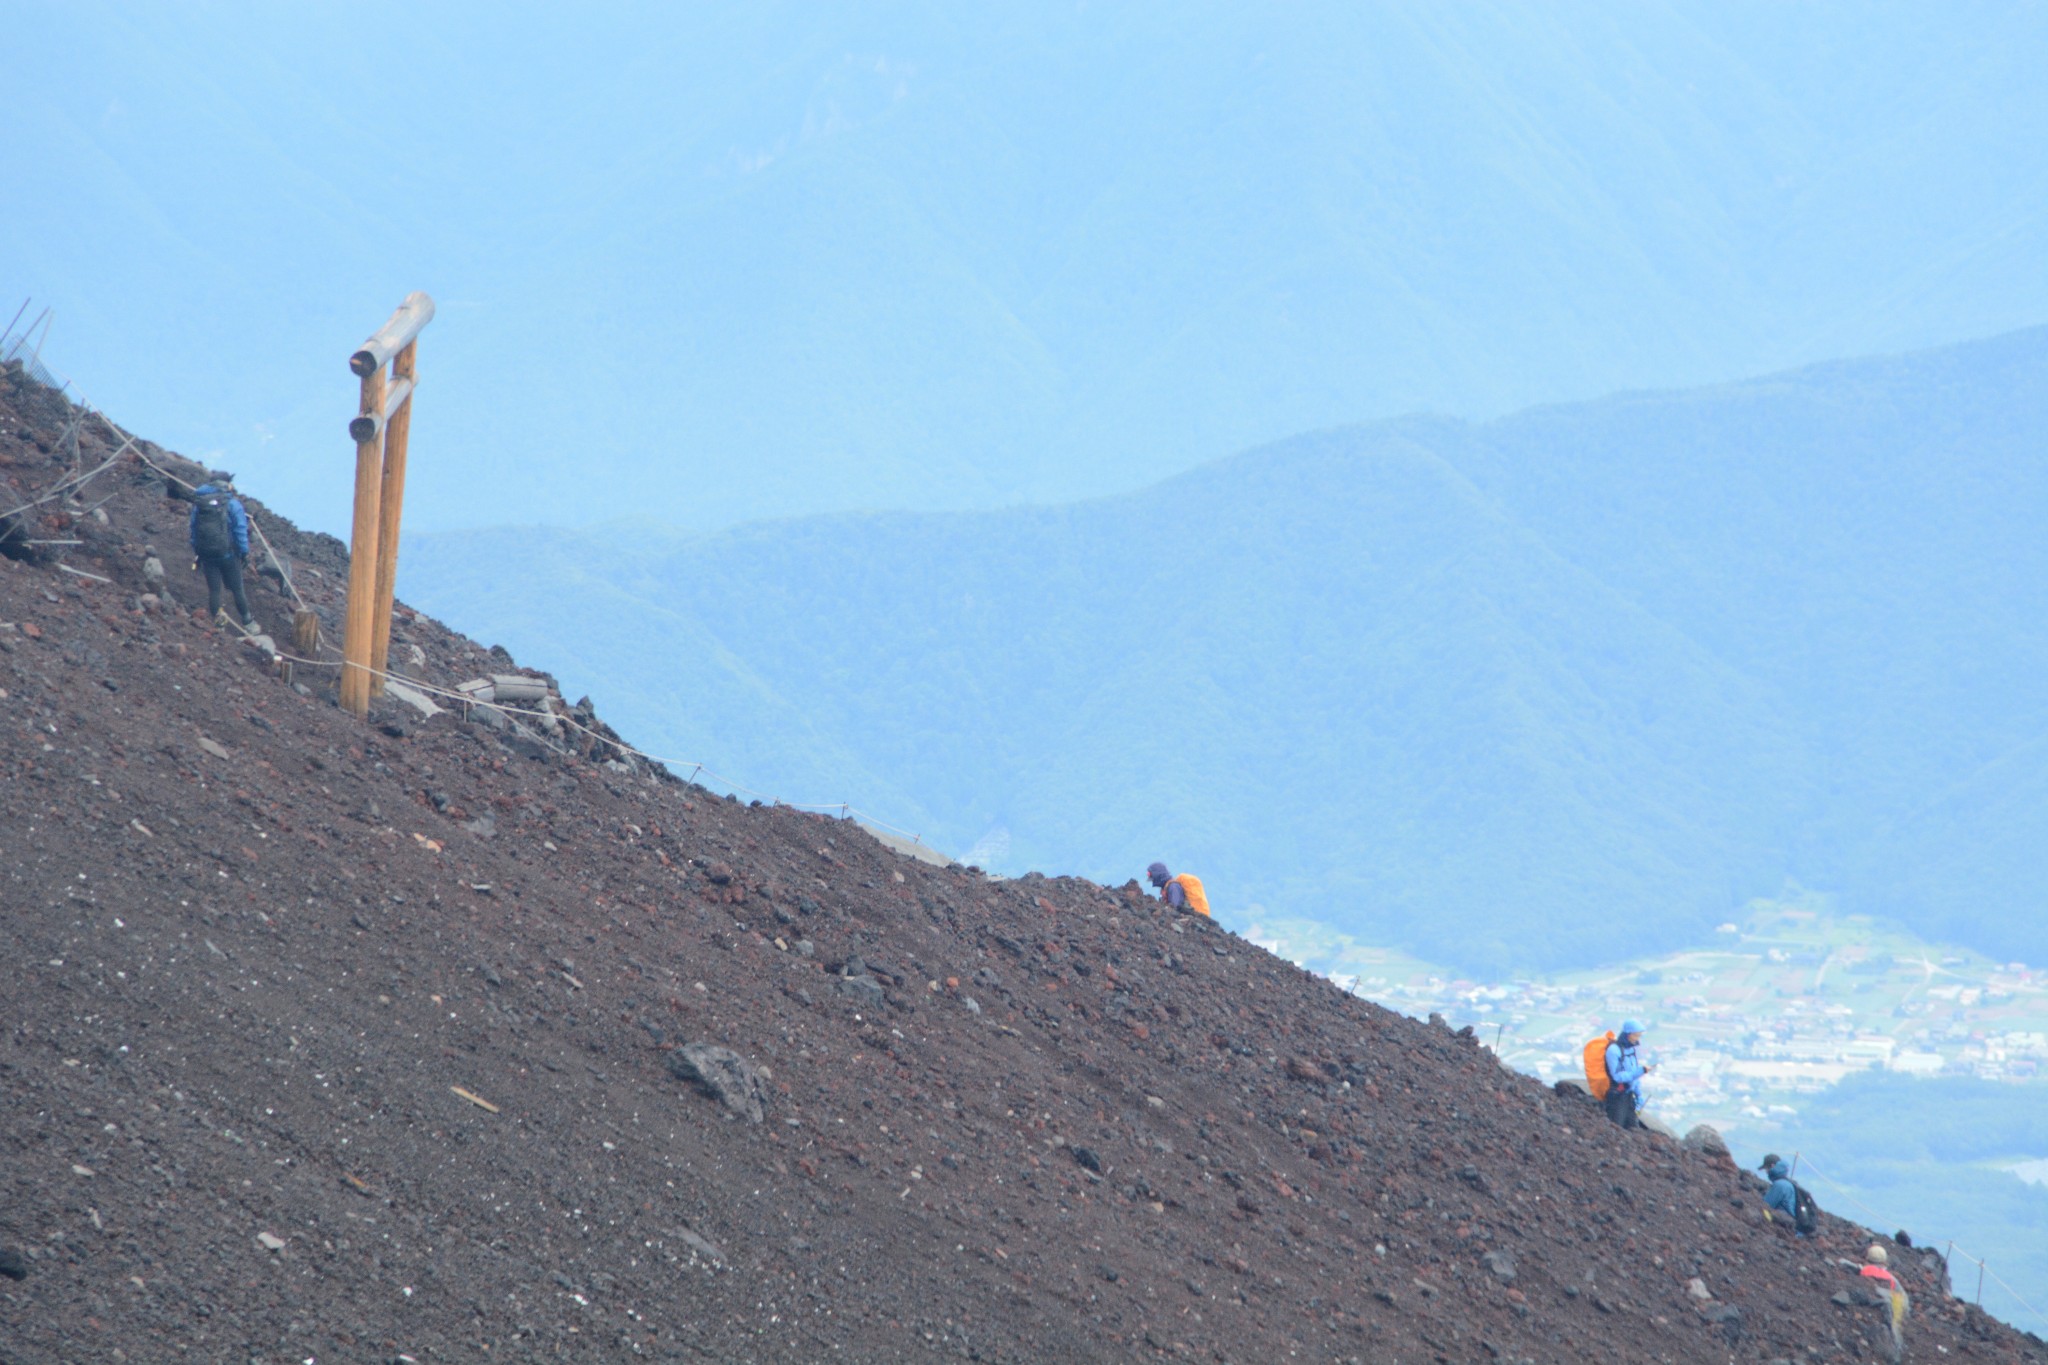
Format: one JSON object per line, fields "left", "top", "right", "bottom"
{"left": 4, "top": 344, "right": 309, "bottom": 614}
{"left": 11, "top": 337, "right": 944, "bottom": 856}
{"left": 1791, "top": 1151, "right": 2045, "bottom": 1325}
{"left": 0, "top": 447, "right": 131, "bottom": 527}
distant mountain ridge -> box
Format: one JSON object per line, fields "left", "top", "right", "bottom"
{"left": 404, "top": 325, "right": 2048, "bottom": 973}
{"left": 11, "top": 2, "right": 2048, "bottom": 535}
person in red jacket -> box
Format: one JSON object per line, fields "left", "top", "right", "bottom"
{"left": 1855, "top": 1244, "right": 1908, "bottom": 1363}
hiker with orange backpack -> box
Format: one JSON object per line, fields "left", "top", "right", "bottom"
{"left": 1146, "top": 863, "right": 1209, "bottom": 917}
{"left": 1580, "top": 1022, "right": 1651, "bottom": 1129}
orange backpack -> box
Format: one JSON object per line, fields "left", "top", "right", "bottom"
{"left": 1169, "top": 873, "right": 1211, "bottom": 917}
{"left": 1582, "top": 1032, "right": 1616, "bottom": 1100}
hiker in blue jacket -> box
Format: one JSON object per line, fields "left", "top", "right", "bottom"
{"left": 1762, "top": 1158, "right": 1799, "bottom": 1223}
{"left": 1758, "top": 1153, "right": 1819, "bottom": 1238}
{"left": 1602, "top": 1020, "right": 1650, "bottom": 1129}
{"left": 188, "top": 473, "right": 253, "bottom": 629}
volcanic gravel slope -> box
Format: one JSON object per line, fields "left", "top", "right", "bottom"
{"left": 2, "top": 364, "right": 2044, "bottom": 1365}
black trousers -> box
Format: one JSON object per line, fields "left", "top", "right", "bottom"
{"left": 200, "top": 555, "right": 252, "bottom": 624}
{"left": 1603, "top": 1086, "right": 1638, "bottom": 1129}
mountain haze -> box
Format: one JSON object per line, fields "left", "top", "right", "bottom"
{"left": 9, "top": 2, "right": 2047, "bottom": 535}
{"left": 406, "top": 327, "right": 2048, "bottom": 975}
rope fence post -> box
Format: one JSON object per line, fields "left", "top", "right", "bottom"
{"left": 367, "top": 334, "right": 420, "bottom": 697}
{"left": 339, "top": 292, "right": 433, "bottom": 719}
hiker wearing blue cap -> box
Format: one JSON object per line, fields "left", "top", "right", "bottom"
{"left": 1602, "top": 1021, "right": 1651, "bottom": 1129}
{"left": 1146, "top": 862, "right": 1210, "bottom": 917}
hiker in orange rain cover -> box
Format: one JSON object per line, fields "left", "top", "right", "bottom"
{"left": 1146, "top": 862, "right": 1209, "bottom": 917}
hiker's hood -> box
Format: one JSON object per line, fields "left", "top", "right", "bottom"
{"left": 1618, "top": 1020, "right": 1643, "bottom": 1039}
{"left": 1767, "top": 1160, "right": 1790, "bottom": 1180}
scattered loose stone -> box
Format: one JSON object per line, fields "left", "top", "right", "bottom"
{"left": 668, "top": 1043, "right": 766, "bottom": 1124}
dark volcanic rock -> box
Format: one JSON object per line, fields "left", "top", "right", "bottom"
{"left": 668, "top": 1043, "right": 767, "bottom": 1124}
{"left": 835, "top": 972, "right": 886, "bottom": 1007}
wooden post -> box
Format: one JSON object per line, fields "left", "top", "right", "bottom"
{"left": 339, "top": 365, "right": 386, "bottom": 719}
{"left": 283, "top": 606, "right": 321, "bottom": 688}
{"left": 338, "top": 292, "right": 432, "bottom": 722}
{"left": 367, "top": 340, "right": 416, "bottom": 696}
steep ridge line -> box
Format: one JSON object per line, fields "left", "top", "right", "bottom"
{"left": 0, "top": 367, "right": 921, "bottom": 844}
{"left": 3, "top": 364, "right": 2044, "bottom": 1362}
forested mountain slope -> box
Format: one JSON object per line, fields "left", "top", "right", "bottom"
{"left": 406, "top": 327, "right": 2048, "bottom": 974}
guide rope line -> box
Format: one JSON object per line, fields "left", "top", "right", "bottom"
{"left": 9, "top": 345, "right": 936, "bottom": 852}
{"left": 1792, "top": 1152, "right": 2044, "bottom": 1324}
{"left": 4, "top": 342, "right": 309, "bottom": 612}
{"left": 254, "top": 639, "right": 936, "bottom": 849}
{"left": 0, "top": 447, "right": 131, "bottom": 527}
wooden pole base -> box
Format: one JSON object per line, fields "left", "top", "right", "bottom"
{"left": 339, "top": 367, "right": 387, "bottom": 720}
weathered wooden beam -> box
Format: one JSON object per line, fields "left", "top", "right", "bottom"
{"left": 454, "top": 674, "right": 556, "bottom": 705}
{"left": 349, "top": 292, "right": 435, "bottom": 377}
{"left": 346, "top": 376, "right": 414, "bottom": 442}
{"left": 281, "top": 607, "right": 321, "bottom": 688}
{"left": 339, "top": 366, "right": 386, "bottom": 719}
{"left": 367, "top": 339, "right": 417, "bottom": 697}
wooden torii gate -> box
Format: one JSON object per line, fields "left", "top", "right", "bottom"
{"left": 340, "top": 292, "right": 434, "bottom": 720}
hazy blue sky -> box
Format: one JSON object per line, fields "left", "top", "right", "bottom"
{"left": 8, "top": 2, "right": 2044, "bottom": 536}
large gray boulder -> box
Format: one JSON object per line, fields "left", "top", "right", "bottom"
{"left": 1682, "top": 1123, "right": 1737, "bottom": 1170}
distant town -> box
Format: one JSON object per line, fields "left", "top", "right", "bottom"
{"left": 1249, "top": 893, "right": 2048, "bottom": 1133}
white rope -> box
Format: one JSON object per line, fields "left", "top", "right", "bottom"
{"left": 0, "top": 447, "right": 130, "bottom": 526}
{"left": 4, "top": 346, "right": 309, "bottom": 613}
{"left": 13, "top": 339, "right": 939, "bottom": 854}
{"left": 1793, "top": 1152, "right": 2045, "bottom": 1323}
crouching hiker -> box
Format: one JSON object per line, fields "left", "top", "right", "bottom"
{"left": 1853, "top": 1244, "right": 1909, "bottom": 1363}
{"left": 1146, "top": 862, "right": 1210, "bottom": 917}
{"left": 1758, "top": 1154, "right": 1821, "bottom": 1238}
